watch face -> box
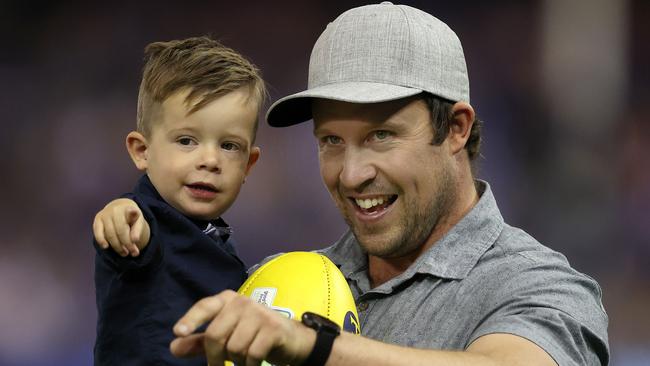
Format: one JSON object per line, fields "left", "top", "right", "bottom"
{"left": 302, "top": 312, "right": 341, "bottom": 334}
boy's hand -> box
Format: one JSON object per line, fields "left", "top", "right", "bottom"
{"left": 93, "top": 198, "right": 151, "bottom": 257}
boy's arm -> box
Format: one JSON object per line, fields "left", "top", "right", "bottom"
{"left": 93, "top": 198, "right": 151, "bottom": 257}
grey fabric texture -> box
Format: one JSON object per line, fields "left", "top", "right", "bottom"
{"left": 320, "top": 181, "right": 610, "bottom": 366}
{"left": 266, "top": 2, "right": 469, "bottom": 126}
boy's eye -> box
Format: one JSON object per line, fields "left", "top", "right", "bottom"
{"left": 221, "top": 142, "right": 240, "bottom": 151}
{"left": 177, "top": 137, "right": 197, "bottom": 146}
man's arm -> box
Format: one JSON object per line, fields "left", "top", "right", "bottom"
{"left": 170, "top": 290, "right": 556, "bottom": 366}
{"left": 326, "top": 330, "right": 556, "bottom": 366}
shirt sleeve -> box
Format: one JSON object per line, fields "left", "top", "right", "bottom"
{"left": 468, "top": 252, "right": 609, "bottom": 366}
{"left": 93, "top": 193, "right": 163, "bottom": 273}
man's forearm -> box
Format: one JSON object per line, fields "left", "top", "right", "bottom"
{"left": 324, "top": 332, "right": 556, "bottom": 366}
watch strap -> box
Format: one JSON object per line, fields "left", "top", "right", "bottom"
{"left": 302, "top": 327, "right": 337, "bottom": 366}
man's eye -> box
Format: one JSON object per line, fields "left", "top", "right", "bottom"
{"left": 222, "top": 142, "right": 239, "bottom": 151}
{"left": 177, "top": 137, "right": 197, "bottom": 146}
{"left": 322, "top": 136, "right": 342, "bottom": 145}
{"left": 373, "top": 130, "right": 391, "bottom": 140}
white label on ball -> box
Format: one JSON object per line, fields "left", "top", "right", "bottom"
{"left": 270, "top": 306, "right": 294, "bottom": 320}
{"left": 251, "top": 287, "right": 277, "bottom": 307}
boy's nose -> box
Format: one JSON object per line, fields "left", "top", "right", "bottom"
{"left": 197, "top": 148, "right": 221, "bottom": 172}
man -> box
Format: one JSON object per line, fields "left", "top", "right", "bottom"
{"left": 170, "top": 3, "right": 609, "bottom": 365}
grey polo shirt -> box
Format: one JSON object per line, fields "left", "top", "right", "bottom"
{"left": 321, "top": 181, "right": 609, "bottom": 365}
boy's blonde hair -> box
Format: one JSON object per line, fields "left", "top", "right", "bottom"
{"left": 136, "top": 36, "right": 266, "bottom": 138}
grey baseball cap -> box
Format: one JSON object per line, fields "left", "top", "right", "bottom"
{"left": 266, "top": 1, "right": 469, "bottom": 127}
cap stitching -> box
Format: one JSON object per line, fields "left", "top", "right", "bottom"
{"left": 395, "top": 5, "right": 413, "bottom": 90}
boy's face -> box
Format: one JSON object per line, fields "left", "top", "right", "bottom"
{"left": 128, "top": 87, "right": 260, "bottom": 220}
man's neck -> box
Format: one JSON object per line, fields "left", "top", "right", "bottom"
{"left": 368, "top": 252, "right": 421, "bottom": 288}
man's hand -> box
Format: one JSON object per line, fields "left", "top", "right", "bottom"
{"left": 170, "top": 290, "right": 317, "bottom": 366}
{"left": 93, "top": 198, "right": 151, "bottom": 257}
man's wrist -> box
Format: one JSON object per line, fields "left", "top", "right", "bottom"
{"left": 293, "top": 325, "right": 318, "bottom": 365}
{"left": 300, "top": 312, "right": 341, "bottom": 366}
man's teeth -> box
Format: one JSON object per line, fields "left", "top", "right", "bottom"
{"left": 355, "top": 197, "right": 386, "bottom": 209}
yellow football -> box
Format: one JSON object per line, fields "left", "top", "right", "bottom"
{"left": 225, "top": 252, "right": 360, "bottom": 365}
{"left": 239, "top": 251, "right": 360, "bottom": 334}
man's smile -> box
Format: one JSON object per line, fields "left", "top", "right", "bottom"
{"left": 349, "top": 194, "right": 398, "bottom": 218}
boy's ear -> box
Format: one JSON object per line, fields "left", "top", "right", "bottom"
{"left": 244, "top": 146, "right": 261, "bottom": 178}
{"left": 448, "top": 101, "right": 475, "bottom": 156}
{"left": 126, "top": 131, "right": 149, "bottom": 171}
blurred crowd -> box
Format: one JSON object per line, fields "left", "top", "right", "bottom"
{"left": 0, "top": 1, "right": 648, "bottom": 365}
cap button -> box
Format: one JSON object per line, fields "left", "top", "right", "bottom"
{"left": 380, "top": 1, "right": 393, "bottom": 4}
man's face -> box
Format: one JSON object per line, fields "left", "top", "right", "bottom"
{"left": 313, "top": 97, "right": 457, "bottom": 258}
{"left": 141, "top": 88, "right": 259, "bottom": 220}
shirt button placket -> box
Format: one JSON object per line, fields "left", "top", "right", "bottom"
{"left": 358, "top": 301, "right": 369, "bottom": 312}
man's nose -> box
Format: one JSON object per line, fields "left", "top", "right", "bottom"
{"left": 197, "top": 146, "right": 221, "bottom": 172}
{"left": 339, "top": 148, "right": 376, "bottom": 191}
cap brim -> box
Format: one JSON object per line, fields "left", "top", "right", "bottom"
{"left": 266, "top": 82, "right": 422, "bottom": 127}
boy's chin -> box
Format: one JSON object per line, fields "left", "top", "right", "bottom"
{"left": 177, "top": 206, "right": 224, "bottom": 221}
{"left": 185, "top": 211, "right": 222, "bottom": 221}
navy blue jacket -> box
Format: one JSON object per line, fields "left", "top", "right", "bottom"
{"left": 94, "top": 175, "right": 247, "bottom": 365}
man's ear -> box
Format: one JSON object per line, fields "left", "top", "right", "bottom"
{"left": 244, "top": 146, "right": 261, "bottom": 179}
{"left": 126, "top": 131, "right": 149, "bottom": 171}
{"left": 448, "top": 102, "right": 475, "bottom": 155}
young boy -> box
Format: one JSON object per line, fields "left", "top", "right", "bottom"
{"left": 92, "top": 36, "right": 265, "bottom": 365}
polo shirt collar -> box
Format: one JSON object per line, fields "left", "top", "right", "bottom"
{"left": 325, "top": 181, "right": 504, "bottom": 292}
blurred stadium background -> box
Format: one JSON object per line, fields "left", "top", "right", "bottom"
{"left": 0, "top": 0, "right": 648, "bottom": 365}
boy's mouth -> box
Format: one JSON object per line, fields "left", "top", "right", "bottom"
{"left": 186, "top": 183, "right": 219, "bottom": 198}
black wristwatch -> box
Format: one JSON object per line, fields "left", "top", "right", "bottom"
{"left": 301, "top": 312, "right": 341, "bottom": 366}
